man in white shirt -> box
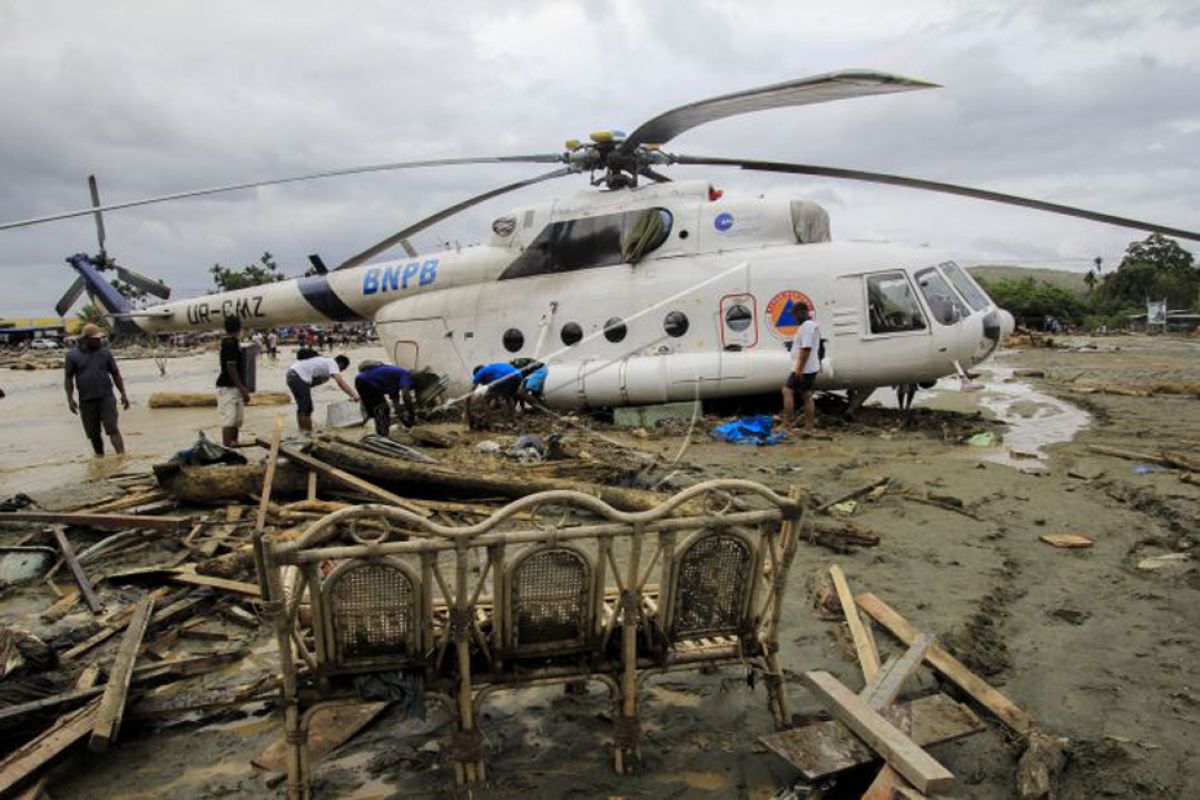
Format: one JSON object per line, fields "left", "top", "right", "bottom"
{"left": 782, "top": 304, "right": 821, "bottom": 431}
{"left": 286, "top": 353, "right": 359, "bottom": 433}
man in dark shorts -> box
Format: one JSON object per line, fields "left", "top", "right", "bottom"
{"left": 467, "top": 362, "right": 521, "bottom": 428}
{"left": 781, "top": 304, "right": 821, "bottom": 431}
{"left": 64, "top": 324, "right": 130, "bottom": 456}
{"left": 355, "top": 363, "right": 417, "bottom": 435}
{"left": 216, "top": 316, "right": 252, "bottom": 446}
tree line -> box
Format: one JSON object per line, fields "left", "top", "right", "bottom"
{"left": 975, "top": 233, "right": 1197, "bottom": 330}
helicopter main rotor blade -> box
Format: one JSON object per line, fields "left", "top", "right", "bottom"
{"left": 87, "top": 174, "right": 106, "bottom": 254}
{"left": 55, "top": 277, "right": 86, "bottom": 317}
{"left": 0, "top": 154, "right": 567, "bottom": 233}
{"left": 335, "top": 166, "right": 577, "bottom": 271}
{"left": 672, "top": 155, "right": 1200, "bottom": 243}
{"left": 619, "top": 70, "right": 937, "bottom": 155}
{"left": 114, "top": 265, "right": 171, "bottom": 299}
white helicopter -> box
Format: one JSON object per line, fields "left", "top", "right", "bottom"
{"left": 6, "top": 70, "right": 1197, "bottom": 410}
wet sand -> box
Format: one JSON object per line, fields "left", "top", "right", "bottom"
{"left": 2, "top": 335, "right": 1197, "bottom": 799}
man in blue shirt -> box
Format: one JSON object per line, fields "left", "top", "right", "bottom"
{"left": 467, "top": 362, "right": 521, "bottom": 428}
{"left": 355, "top": 363, "right": 416, "bottom": 435}
{"left": 517, "top": 362, "right": 549, "bottom": 409}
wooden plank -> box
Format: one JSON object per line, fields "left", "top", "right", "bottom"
{"left": 197, "top": 506, "right": 246, "bottom": 558}
{"left": 89, "top": 594, "right": 156, "bottom": 751}
{"left": 252, "top": 701, "right": 389, "bottom": 772}
{"left": 60, "top": 588, "right": 170, "bottom": 662}
{"left": 50, "top": 527, "right": 104, "bottom": 615}
{"left": 266, "top": 440, "right": 431, "bottom": 517}
{"left": 829, "top": 564, "right": 879, "bottom": 681}
{"left": 0, "top": 698, "right": 101, "bottom": 796}
{"left": 856, "top": 592, "right": 1036, "bottom": 737}
{"left": 862, "top": 633, "right": 934, "bottom": 710}
{"left": 759, "top": 693, "right": 982, "bottom": 780}
{"left": 0, "top": 511, "right": 189, "bottom": 531}
{"left": 169, "top": 571, "right": 260, "bottom": 598}
{"left": 803, "top": 671, "right": 955, "bottom": 794}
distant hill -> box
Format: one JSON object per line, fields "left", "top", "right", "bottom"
{"left": 966, "top": 265, "right": 1090, "bottom": 295}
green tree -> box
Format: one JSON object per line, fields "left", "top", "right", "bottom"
{"left": 1083, "top": 270, "right": 1097, "bottom": 293}
{"left": 975, "top": 276, "right": 1086, "bottom": 328}
{"left": 210, "top": 251, "right": 285, "bottom": 292}
{"left": 1096, "top": 233, "right": 1197, "bottom": 312}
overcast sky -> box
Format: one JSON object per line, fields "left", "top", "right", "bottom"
{"left": 1, "top": 0, "right": 1197, "bottom": 317}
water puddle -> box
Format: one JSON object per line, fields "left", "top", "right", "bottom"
{"left": 972, "top": 365, "right": 1090, "bottom": 472}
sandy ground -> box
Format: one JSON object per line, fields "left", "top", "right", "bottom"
{"left": 1, "top": 335, "right": 1197, "bottom": 799}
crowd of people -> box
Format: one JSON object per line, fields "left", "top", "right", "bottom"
{"left": 58, "top": 309, "right": 924, "bottom": 457}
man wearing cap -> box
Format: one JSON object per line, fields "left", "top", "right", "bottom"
{"left": 64, "top": 324, "right": 130, "bottom": 456}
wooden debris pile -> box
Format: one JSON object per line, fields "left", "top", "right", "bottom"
{"left": 762, "top": 564, "right": 1069, "bottom": 800}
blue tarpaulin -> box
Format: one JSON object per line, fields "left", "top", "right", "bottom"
{"left": 710, "top": 415, "right": 786, "bottom": 446}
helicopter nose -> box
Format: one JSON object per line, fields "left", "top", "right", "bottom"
{"left": 997, "top": 308, "right": 1015, "bottom": 339}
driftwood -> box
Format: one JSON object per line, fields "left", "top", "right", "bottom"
{"left": 819, "top": 477, "right": 891, "bottom": 514}
{"left": 809, "top": 520, "right": 880, "bottom": 551}
{"left": 147, "top": 391, "right": 291, "bottom": 408}
{"left": 308, "top": 437, "right": 685, "bottom": 513}
{"left": 155, "top": 463, "right": 308, "bottom": 504}
{"left": 1086, "top": 444, "right": 1198, "bottom": 472}
{"left": 1016, "top": 730, "right": 1069, "bottom": 800}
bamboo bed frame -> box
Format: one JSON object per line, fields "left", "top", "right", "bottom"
{"left": 261, "top": 478, "right": 809, "bottom": 798}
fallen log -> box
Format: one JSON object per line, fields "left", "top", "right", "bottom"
{"left": 307, "top": 437, "right": 687, "bottom": 514}
{"left": 147, "top": 391, "right": 291, "bottom": 408}
{"left": 154, "top": 462, "right": 309, "bottom": 504}
{"left": 0, "top": 512, "right": 188, "bottom": 532}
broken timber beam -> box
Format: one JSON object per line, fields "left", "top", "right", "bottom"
{"left": 50, "top": 527, "right": 103, "bottom": 615}
{"left": 0, "top": 511, "right": 188, "bottom": 532}
{"left": 803, "top": 671, "right": 955, "bottom": 794}
{"left": 0, "top": 698, "right": 102, "bottom": 796}
{"left": 829, "top": 564, "right": 880, "bottom": 681}
{"left": 862, "top": 633, "right": 934, "bottom": 710}
{"left": 856, "top": 592, "right": 1035, "bottom": 737}
{"left": 759, "top": 693, "right": 982, "bottom": 781}
{"left": 89, "top": 594, "right": 156, "bottom": 751}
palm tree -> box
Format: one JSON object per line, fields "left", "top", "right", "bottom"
{"left": 1094, "top": 256, "right": 1103, "bottom": 274}
{"left": 1084, "top": 270, "right": 1097, "bottom": 293}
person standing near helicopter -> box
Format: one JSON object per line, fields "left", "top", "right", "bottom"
{"left": 782, "top": 304, "right": 821, "bottom": 431}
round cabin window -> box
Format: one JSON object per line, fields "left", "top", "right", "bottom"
{"left": 603, "top": 317, "right": 627, "bottom": 343}
{"left": 725, "top": 303, "right": 753, "bottom": 332}
{"left": 664, "top": 311, "right": 689, "bottom": 338}
{"left": 502, "top": 328, "right": 524, "bottom": 352}
{"left": 561, "top": 322, "right": 583, "bottom": 346}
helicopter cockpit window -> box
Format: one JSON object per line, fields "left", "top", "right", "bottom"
{"left": 866, "top": 272, "right": 927, "bottom": 334}
{"left": 939, "top": 261, "right": 990, "bottom": 312}
{"left": 621, "top": 209, "right": 672, "bottom": 263}
{"left": 915, "top": 267, "right": 971, "bottom": 325}
{"left": 499, "top": 208, "right": 673, "bottom": 280}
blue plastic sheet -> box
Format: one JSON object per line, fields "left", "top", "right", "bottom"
{"left": 710, "top": 415, "right": 786, "bottom": 446}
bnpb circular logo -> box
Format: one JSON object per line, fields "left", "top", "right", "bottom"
{"left": 765, "top": 290, "right": 814, "bottom": 340}
{"left": 713, "top": 212, "right": 734, "bottom": 232}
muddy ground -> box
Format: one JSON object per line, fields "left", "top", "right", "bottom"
{"left": 0, "top": 335, "right": 1197, "bottom": 799}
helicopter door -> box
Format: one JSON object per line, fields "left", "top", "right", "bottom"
{"left": 719, "top": 293, "right": 758, "bottom": 349}
{"left": 392, "top": 340, "right": 419, "bottom": 370}
{"left": 837, "top": 271, "right": 933, "bottom": 384}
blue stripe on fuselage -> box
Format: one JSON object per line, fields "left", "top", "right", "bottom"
{"left": 297, "top": 275, "right": 363, "bottom": 321}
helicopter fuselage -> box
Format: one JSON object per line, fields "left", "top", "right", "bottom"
{"left": 125, "top": 180, "right": 1011, "bottom": 407}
